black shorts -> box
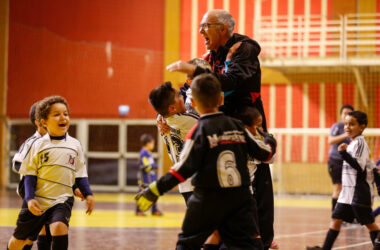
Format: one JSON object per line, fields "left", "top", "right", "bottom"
{"left": 328, "top": 158, "right": 343, "bottom": 184}
{"left": 332, "top": 202, "right": 374, "bottom": 225}
{"left": 181, "top": 191, "right": 193, "bottom": 205}
{"left": 13, "top": 197, "right": 74, "bottom": 241}
{"left": 177, "top": 187, "right": 259, "bottom": 249}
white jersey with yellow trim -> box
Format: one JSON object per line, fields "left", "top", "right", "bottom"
{"left": 19, "top": 133, "right": 87, "bottom": 211}
{"left": 164, "top": 112, "right": 198, "bottom": 193}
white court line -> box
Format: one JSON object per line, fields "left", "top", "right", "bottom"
{"left": 275, "top": 225, "right": 359, "bottom": 239}
{"left": 332, "top": 241, "right": 372, "bottom": 249}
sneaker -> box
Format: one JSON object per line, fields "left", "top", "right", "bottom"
{"left": 136, "top": 211, "right": 146, "bottom": 216}
{"left": 270, "top": 241, "right": 279, "bottom": 249}
{"left": 152, "top": 210, "right": 163, "bottom": 216}
{"left": 306, "top": 246, "right": 322, "bottom": 250}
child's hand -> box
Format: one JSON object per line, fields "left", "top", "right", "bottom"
{"left": 226, "top": 41, "right": 242, "bottom": 61}
{"left": 157, "top": 115, "right": 170, "bottom": 135}
{"left": 27, "top": 199, "right": 42, "bottom": 216}
{"left": 85, "top": 195, "right": 95, "bottom": 215}
{"left": 74, "top": 188, "right": 85, "bottom": 201}
{"left": 338, "top": 143, "right": 348, "bottom": 151}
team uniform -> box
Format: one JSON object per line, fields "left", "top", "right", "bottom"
{"left": 163, "top": 112, "right": 199, "bottom": 201}
{"left": 137, "top": 148, "right": 160, "bottom": 213}
{"left": 12, "top": 131, "right": 43, "bottom": 198}
{"left": 328, "top": 122, "right": 350, "bottom": 184}
{"left": 13, "top": 133, "right": 91, "bottom": 241}
{"left": 333, "top": 135, "right": 375, "bottom": 225}
{"left": 154, "top": 112, "right": 274, "bottom": 249}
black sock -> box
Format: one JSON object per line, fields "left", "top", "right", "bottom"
{"left": 22, "top": 244, "right": 32, "bottom": 250}
{"left": 52, "top": 235, "right": 68, "bottom": 250}
{"left": 322, "top": 229, "right": 339, "bottom": 250}
{"left": 371, "top": 231, "right": 380, "bottom": 245}
{"left": 332, "top": 198, "right": 337, "bottom": 211}
{"left": 38, "top": 235, "right": 52, "bottom": 250}
{"left": 203, "top": 244, "right": 220, "bottom": 250}
{"left": 375, "top": 231, "right": 380, "bottom": 250}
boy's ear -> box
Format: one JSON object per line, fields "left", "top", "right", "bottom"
{"left": 40, "top": 119, "right": 47, "bottom": 128}
{"left": 168, "top": 105, "right": 176, "bottom": 114}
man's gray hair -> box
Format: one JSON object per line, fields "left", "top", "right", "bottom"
{"left": 213, "top": 9, "right": 235, "bottom": 36}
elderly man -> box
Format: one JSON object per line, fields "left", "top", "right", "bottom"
{"left": 167, "top": 9, "right": 277, "bottom": 250}
{"left": 167, "top": 9, "right": 267, "bottom": 131}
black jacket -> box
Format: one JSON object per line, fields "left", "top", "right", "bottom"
{"left": 193, "top": 33, "right": 267, "bottom": 130}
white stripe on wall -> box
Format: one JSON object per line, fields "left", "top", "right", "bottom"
{"left": 303, "top": 0, "right": 310, "bottom": 56}
{"left": 287, "top": 0, "right": 294, "bottom": 57}
{"left": 254, "top": 0, "right": 261, "bottom": 40}
{"left": 302, "top": 83, "right": 309, "bottom": 162}
{"left": 191, "top": 0, "right": 198, "bottom": 58}
{"left": 285, "top": 84, "right": 292, "bottom": 162}
{"left": 271, "top": 0, "right": 277, "bottom": 57}
{"left": 320, "top": 0, "right": 327, "bottom": 57}
{"left": 319, "top": 83, "right": 325, "bottom": 162}
{"left": 238, "top": 0, "right": 246, "bottom": 34}
{"left": 207, "top": 0, "right": 214, "bottom": 11}
{"left": 223, "top": 0, "right": 230, "bottom": 11}
{"left": 336, "top": 82, "right": 342, "bottom": 121}
{"left": 270, "top": 84, "right": 276, "bottom": 129}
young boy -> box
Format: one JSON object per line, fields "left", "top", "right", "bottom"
{"left": 8, "top": 96, "right": 95, "bottom": 250}
{"left": 136, "top": 133, "right": 162, "bottom": 216}
{"left": 327, "top": 104, "right": 354, "bottom": 212}
{"left": 307, "top": 111, "right": 379, "bottom": 250}
{"left": 149, "top": 81, "right": 198, "bottom": 201}
{"left": 238, "top": 106, "right": 278, "bottom": 250}
{"left": 137, "top": 73, "right": 277, "bottom": 249}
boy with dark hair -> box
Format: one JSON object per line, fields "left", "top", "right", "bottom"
{"left": 327, "top": 104, "right": 354, "bottom": 212}
{"left": 137, "top": 73, "right": 276, "bottom": 249}
{"left": 8, "top": 96, "right": 95, "bottom": 250}
{"left": 307, "top": 110, "right": 380, "bottom": 250}
{"left": 136, "top": 133, "right": 162, "bottom": 216}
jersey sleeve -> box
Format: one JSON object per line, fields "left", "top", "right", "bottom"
{"left": 244, "top": 128, "right": 273, "bottom": 162}
{"left": 329, "top": 123, "right": 340, "bottom": 136}
{"left": 18, "top": 145, "right": 39, "bottom": 176}
{"left": 75, "top": 143, "right": 88, "bottom": 178}
{"left": 156, "top": 126, "right": 202, "bottom": 194}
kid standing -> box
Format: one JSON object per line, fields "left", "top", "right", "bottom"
{"left": 136, "top": 73, "right": 276, "bottom": 249}
{"left": 307, "top": 111, "right": 379, "bottom": 250}
{"left": 7, "top": 96, "right": 95, "bottom": 250}
{"left": 136, "top": 133, "right": 162, "bottom": 216}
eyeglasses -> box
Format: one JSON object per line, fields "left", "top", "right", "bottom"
{"left": 199, "top": 22, "right": 223, "bottom": 31}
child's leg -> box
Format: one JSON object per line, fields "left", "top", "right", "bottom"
{"left": 321, "top": 219, "right": 342, "bottom": 250}
{"left": 50, "top": 222, "right": 68, "bottom": 250}
{"left": 37, "top": 225, "right": 52, "bottom": 250}
{"left": 203, "top": 230, "right": 221, "bottom": 250}
{"left": 365, "top": 223, "right": 380, "bottom": 245}
{"left": 21, "top": 240, "right": 33, "bottom": 250}
{"left": 8, "top": 236, "right": 28, "bottom": 250}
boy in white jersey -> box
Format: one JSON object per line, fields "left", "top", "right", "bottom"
{"left": 307, "top": 111, "right": 379, "bottom": 250}
{"left": 8, "top": 96, "right": 95, "bottom": 250}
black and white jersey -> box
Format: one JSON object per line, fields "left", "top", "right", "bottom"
{"left": 156, "top": 112, "right": 273, "bottom": 193}
{"left": 12, "top": 131, "right": 43, "bottom": 174}
{"left": 164, "top": 112, "right": 198, "bottom": 193}
{"left": 338, "top": 135, "right": 374, "bottom": 207}
{"left": 19, "top": 133, "right": 88, "bottom": 211}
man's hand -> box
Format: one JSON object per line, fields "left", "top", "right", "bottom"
{"left": 135, "top": 182, "right": 160, "bottom": 212}
{"left": 338, "top": 143, "right": 348, "bottom": 151}
{"left": 27, "top": 199, "right": 42, "bottom": 216}
{"left": 85, "top": 195, "right": 95, "bottom": 215}
{"left": 157, "top": 115, "right": 170, "bottom": 135}
{"left": 74, "top": 188, "right": 85, "bottom": 201}
{"left": 166, "top": 61, "right": 197, "bottom": 76}
{"left": 226, "top": 41, "right": 242, "bottom": 61}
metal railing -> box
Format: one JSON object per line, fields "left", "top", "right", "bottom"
{"left": 256, "top": 13, "right": 380, "bottom": 60}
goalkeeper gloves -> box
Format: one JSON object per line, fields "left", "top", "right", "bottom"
{"left": 257, "top": 129, "right": 277, "bottom": 155}
{"left": 135, "top": 181, "right": 160, "bottom": 211}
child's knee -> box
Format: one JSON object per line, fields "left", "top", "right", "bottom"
{"left": 49, "top": 222, "right": 68, "bottom": 235}
{"left": 8, "top": 236, "right": 26, "bottom": 250}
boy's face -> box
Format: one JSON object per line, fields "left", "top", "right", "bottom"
{"left": 146, "top": 140, "right": 155, "bottom": 151}
{"left": 41, "top": 103, "right": 70, "bottom": 137}
{"left": 340, "top": 108, "right": 353, "bottom": 122}
{"left": 169, "top": 89, "right": 186, "bottom": 114}
{"left": 344, "top": 115, "right": 365, "bottom": 139}
{"left": 246, "top": 115, "right": 263, "bottom": 136}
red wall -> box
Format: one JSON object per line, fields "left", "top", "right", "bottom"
{"left": 7, "top": 0, "right": 165, "bottom": 118}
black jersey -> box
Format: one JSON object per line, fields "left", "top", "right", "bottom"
{"left": 156, "top": 112, "right": 273, "bottom": 194}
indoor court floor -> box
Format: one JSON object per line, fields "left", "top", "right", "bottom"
{"left": 0, "top": 189, "right": 378, "bottom": 250}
